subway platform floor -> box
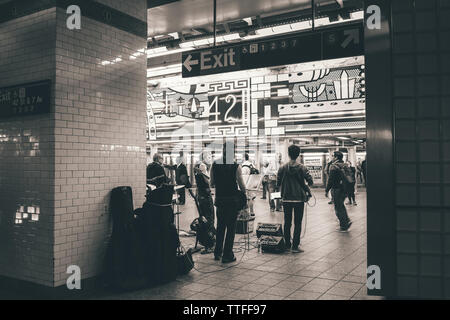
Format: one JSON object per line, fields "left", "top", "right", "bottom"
{"left": 95, "top": 187, "right": 382, "bottom": 300}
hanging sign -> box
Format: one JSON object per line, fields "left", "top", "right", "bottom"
{"left": 182, "top": 22, "right": 363, "bottom": 78}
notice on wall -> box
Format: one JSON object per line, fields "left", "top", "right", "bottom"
{"left": 304, "top": 157, "right": 323, "bottom": 185}
{"left": 0, "top": 80, "right": 51, "bottom": 119}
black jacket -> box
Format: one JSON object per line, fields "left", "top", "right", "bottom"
{"left": 146, "top": 162, "right": 167, "bottom": 186}
{"left": 326, "top": 160, "right": 346, "bottom": 193}
{"left": 175, "top": 163, "right": 188, "bottom": 185}
{"left": 276, "top": 162, "right": 313, "bottom": 202}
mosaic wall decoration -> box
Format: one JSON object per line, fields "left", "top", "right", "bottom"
{"left": 147, "top": 64, "right": 365, "bottom": 140}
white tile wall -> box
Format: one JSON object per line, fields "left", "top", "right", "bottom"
{"left": 52, "top": 6, "right": 147, "bottom": 286}
{"left": 0, "top": 0, "right": 147, "bottom": 288}
{"left": 0, "top": 9, "right": 57, "bottom": 287}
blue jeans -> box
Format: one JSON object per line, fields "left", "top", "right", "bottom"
{"left": 283, "top": 202, "right": 304, "bottom": 248}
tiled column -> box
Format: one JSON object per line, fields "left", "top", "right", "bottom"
{"left": 0, "top": 0, "right": 147, "bottom": 288}
{"left": 52, "top": 0, "right": 148, "bottom": 286}
{"left": 0, "top": 7, "right": 57, "bottom": 287}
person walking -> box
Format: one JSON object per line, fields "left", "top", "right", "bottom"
{"left": 326, "top": 151, "right": 352, "bottom": 232}
{"left": 260, "top": 161, "right": 270, "bottom": 200}
{"left": 277, "top": 145, "right": 313, "bottom": 253}
{"left": 345, "top": 160, "right": 357, "bottom": 206}
{"left": 210, "top": 140, "right": 247, "bottom": 263}
{"left": 356, "top": 160, "right": 363, "bottom": 184}
{"left": 267, "top": 160, "right": 282, "bottom": 212}
{"left": 325, "top": 158, "right": 334, "bottom": 204}
{"left": 194, "top": 151, "right": 215, "bottom": 254}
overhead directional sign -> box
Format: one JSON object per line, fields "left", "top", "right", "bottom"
{"left": 182, "top": 22, "right": 363, "bottom": 78}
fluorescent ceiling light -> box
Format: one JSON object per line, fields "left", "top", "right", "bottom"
{"left": 351, "top": 11, "right": 364, "bottom": 20}
{"left": 290, "top": 21, "right": 312, "bottom": 31}
{"left": 223, "top": 33, "right": 240, "bottom": 41}
{"left": 193, "top": 38, "right": 210, "bottom": 46}
{"left": 179, "top": 41, "right": 194, "bottom": 49}
{"left": 255, "top": 27, "right": 274, "bottom": 36}
{"left": 168, "top": 32, "right": 179, "bottom": 39}
{"left": 272, "top": 24, "right": 292, "bottom": 33}
{"left": 148, "top": 46, "right": 168, "bottom": 55}
{"left": 337, "top": 136, "right": 351, "bottom": 140}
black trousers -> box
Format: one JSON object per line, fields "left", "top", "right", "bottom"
{"left": 347, "top": 183, "right": 356, "bottom": 203}
{"left": 198, "top": 194, "right": 215, "bottom": 226}
{"left": 283, "top": 202, "right": 305, "bottom": 249}
{"left": 332, "top": 188, "right": 350, "bottom": 228}
{"left": 214, "top": 204, "right": 238, "bottom": 259}
{"left": 261, "top": 180, "right": 268, "bottom": 199}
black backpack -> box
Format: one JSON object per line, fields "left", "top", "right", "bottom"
{"left": 243, "top": 164, "right": 259, "bottom": 175}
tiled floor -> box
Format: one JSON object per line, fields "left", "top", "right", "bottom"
{"left": 95, "top": 187, "right": 382, "bottom": 300}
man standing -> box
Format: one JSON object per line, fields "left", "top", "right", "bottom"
{"left": 361, "top": 157, "right": 367, "bottom": 187}
{"left": 146, "top": 153, "right": 168, "bottom": 187}
{"left": 326, "top": 151, "right": 352, "bottom": 232}
{"left": 175, "top": 153, "right": 189, "bottom": 205}
{"left": 277, "top": 145, "right": 313, "bottom": 253}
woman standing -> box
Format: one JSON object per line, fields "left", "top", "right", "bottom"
{"left": 210, "top": 140, "right": 247, "bottom": 263}
{"left": 194, "top": 151, "right": 215, "bottom": 254}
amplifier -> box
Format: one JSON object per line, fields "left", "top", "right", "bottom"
{"left": 260, "top": 235, "right": 285, "bottom": 253}
{"left": 256, "top": 223, "right": 283, "bottom": 238}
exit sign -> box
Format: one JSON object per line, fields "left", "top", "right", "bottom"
{"left": 181, "top": 22, "right": 363, "bottom": 78}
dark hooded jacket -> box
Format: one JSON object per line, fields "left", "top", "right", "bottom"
{"left": 276, "top": 162, "right": 313, "bottom": 202}
{"left": 325, "top": 160, "right": 347, "bottom": 193}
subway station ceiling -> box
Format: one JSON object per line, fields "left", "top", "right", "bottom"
{"left": 147, "top": 0, "right": 363, "bottom": 44}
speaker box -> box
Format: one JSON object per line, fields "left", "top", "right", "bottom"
{"left": 256, "top": 223, "right": 283, "bottom": 238}
{"left": 260, "top": 235, "right": 285, "bottom": 253}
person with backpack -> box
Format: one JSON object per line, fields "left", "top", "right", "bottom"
{"left": 345, "top": 160, "right": 357, "bottom": 206}
{"left": 276, "top": 145, "right": 313, "bottom": 253}
{"left": 325, "top": 151, "right": 352, "bottom": 232}
{"left": 242, "top": 153, "right": 259, "bottom": 175}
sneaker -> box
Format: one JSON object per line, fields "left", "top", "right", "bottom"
{"left": 291, "top": 247, "right": 304, "bottom": 253}
{"left": 328, "top": 201, "right": 333, "bottom": 204}
{"left": 214, "top": 254, "right": 221, "bottom": 261}
{"left": 339, "top": 221, "right": 353, "bottom": 232}
{"left": 346, "top": 202, "right": 352, "bottom": 205}
{"left": 270, "top": 208, "right": 275, "bottom": 212}
{"left": 222, "top": 255, "right": 236, "bottom": 263}
{"left": 353, "top": 203, "right": 358, "bottom": 206}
